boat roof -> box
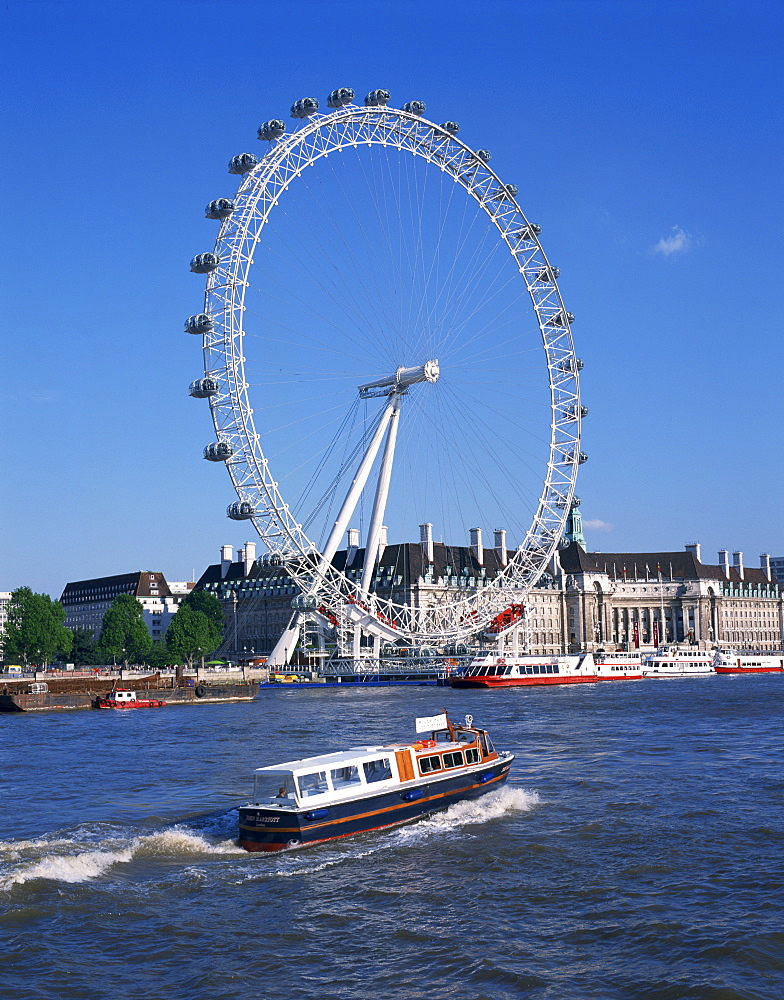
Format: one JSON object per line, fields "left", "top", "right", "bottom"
{"left": 254, "top": 744, "right": 413, "bottom": 775}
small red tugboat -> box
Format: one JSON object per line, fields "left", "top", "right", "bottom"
{"left": 96, "top": 689, "right": 167, "bottom": 709}
{"left": 238, "top": 712, "right": 513, "bottom": 852}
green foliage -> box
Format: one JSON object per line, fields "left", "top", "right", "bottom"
{"left": 69, "top": 626, "right": 101, "bottom": 666}
{"left": 2, "top": 587, "right": 73, "bottom": 666}
{"left": 166, "top": 602, "right": 223, "bottom": 667}
{"left": 139, "top": 642, "right": 180, "bottom": 671}
{"left": 99, "top": 594, "right": 152, "bottom": 667}
{"left": 182, "top": 589, "right": 225, "bottom": 632}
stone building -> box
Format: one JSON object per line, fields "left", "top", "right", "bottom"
{"left": 557, "top": 541, "right": 783, "bottom": 652}
{"left": 196, "top": 518, "right": 784, "bottom": 659}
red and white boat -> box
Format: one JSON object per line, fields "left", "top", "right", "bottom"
{"left": 712, "top": 649, "right": 784, "bottom": 674}
{"left": 450, "top": 652, "right": 598, "bottom": 688}
{"left": 594, "top": 650, "right": 644, "bottom": 680}
{"left": 96, "top": 688, "right": 167, "bottom": 709}
{"left": 641, "top": 645, "right": 714, "bottom": 677}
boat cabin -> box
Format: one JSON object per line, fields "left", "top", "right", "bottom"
{"left": 251, "top": 714, "right": 497, "bottom": 811}
{"left": 108, "top": 689, "right": 138, "bottom": 703}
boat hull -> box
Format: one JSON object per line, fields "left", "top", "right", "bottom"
{"left": 238, "top": 755, "right": 513, "bottom": 852}
{"left": 714, "top": 665, "right": 783, "bottom": 674}
{"left": 450, "top": 675, "right": 597, "bottom": 688}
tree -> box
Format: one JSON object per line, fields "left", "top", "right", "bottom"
{"left": 69, "top": 627, "right": 101, "bottom": 666}
{"left": 138, "top": 642, "right": 180, "bottom": 672}
{"left": 99, "top": 594, "right": 152, "bottom": 667}
{"left": 2, "top": 587, "right": 72, "bottom": 666}
{"left": 181, "top": 589, "right": 225, "bottom": 632}
{"left": 166, "top": 602, "right": 223, "bottom": 670}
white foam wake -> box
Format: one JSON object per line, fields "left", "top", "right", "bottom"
{"left": 0, "top": 823, "right": 245, "bottom": 890}
{"left": 394, "top": 785, "right": 540, "bottom": 842}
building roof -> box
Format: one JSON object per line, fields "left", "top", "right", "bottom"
{"left": 558, "top": 542, "right": 780, "bottom": 589}
{"left": 60, "top": 571, "right": 173, "bottom": 603}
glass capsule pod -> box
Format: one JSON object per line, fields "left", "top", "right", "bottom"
{"left": 562, "top": 451, "right": 588, "bottom": 465}
{"left": 364, "top": 89, "right": 391, "bottom": 107}
{"left": 558, "top": 357, "right": 584, "bottom": 373}
{"left": 327, "top": 87, "right": 354, "bottom": 108}
{"left": 536, "top": 266, "right": 560, "bottom": 282}
{"left": 228, "top": 152, "right": 258, "bottom": 175}
{"left": 402, "top": 100, "right": 426, "bottom": 115}
{"left": 205, "top": 198, "right": 235, "bottom": 220}
{"left": 184, "top": 313, "right": 213, "bottom": 335}
{"left": 440, "top": 121, "right": 460, "bottom": 134}
{"left": 562, "top": 404, "right": 589, "bottom": 421}
{"left": 227, "top": 501, "right": 256, "bottom": 520}
{"left": 257, "top": 119, "right": 286, "bottom": 141}
{"left": 190, "top": 253, "right": 220, "bottom": 273}
{"left": 546, "top": 311, "right": 575, "bottom": 327}
{"left": 476, "top": 149, "right": 492, "bottom": 162}
{"left": 514, "top": 223, "right": 541, "bottom": 241}
{"left": 291, "top": 594, "right": 318, "bottom": 611}
{"left": 490, "top": 183, "right": 518, "bottom": 201}
{"left": 189, "top": 378, "right": 219, "bottom": 398}
{"left": 381, "top": 644, "right": 398, "bottom": 657}
{"left": 290, "top": 97, "right": 319, "bottom": 118}
{"left": 204, "top": 441, "right": 234, "bottom": 462}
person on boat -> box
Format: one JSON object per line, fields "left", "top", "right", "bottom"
{"left": 276, "top": 786, "right": 288, "bottom": 798}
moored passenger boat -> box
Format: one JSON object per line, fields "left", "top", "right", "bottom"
{"left": 641, "top": 646, "right": 714, "bottom": 677}
{"left": 238, "top": 712, "right": 513, "bottom": 852}
{"left": 594, "top": 650, "right": 644, "bottom": 680}
{"left": 712, "top": 649, "right": 784, "bottom": 674}
{"left": 449, "top": 652, "right": 597, "bottom": 688}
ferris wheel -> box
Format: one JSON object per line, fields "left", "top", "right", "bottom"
{"left": 187, "top": 87, "right": 584, "bottom": 664}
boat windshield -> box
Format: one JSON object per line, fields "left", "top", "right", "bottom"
{"left": 253, "top": 772, "right": 296, "bottom": 805}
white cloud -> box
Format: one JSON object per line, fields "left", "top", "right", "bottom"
{"left": 583, "top": 518, "right": 614, "bottom": 532}
{"left": 650, "top": 225, "right": 700, "bottom": 257}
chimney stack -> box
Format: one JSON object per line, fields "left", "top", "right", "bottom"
{"left": 420, "top": 523, "right": 434, "bottom": 564}
{"left": 244, "top": 540, "right": 256, "bottom": 576}
{"left": 494, "top": 528, "right": 507, "bottom": 567}
{"left": 221, "top": 544, "right": 233, "bottom": 579}
{"left": 733, "top": 550, "right": 744, "bottom": 581}
{"left": 760, "top": 553, "right": 772, "bottom": 581}
{"left": 470, "top": 527, "right": 483, "bottom": 566}
{"left": 685, "top": 542, "right": 701, "bottom": 563}
{"left": 718, "top": 549, "right": 730, "bottom": 580}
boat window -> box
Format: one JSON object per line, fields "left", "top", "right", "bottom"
{"left": 330, "top": 764, "right": 362, "bottom": 790}
{"left": 443, "top": 751, "right": 465, "bottom": 769}
{"left": 363, "top": 758, "right": 392, "bottom": 783}
{"left": 485, "top": 737, "right": 495, "bottom": 754}
{"left": 465, "top": 748, "right": 480, "bottom": 764}
{"left": 419, "top": 755, "right": 441, "bottom": 774}
{"left": 297, "top": 771, "right": 329, "bottom": 798}
{"left": 254, "top": 774, "right": 295, "bottom": 804}
{"left": 553, "top": 664, "right": 560, "bottom": 673}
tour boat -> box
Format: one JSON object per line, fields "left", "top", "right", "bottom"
{"left": 238, "top": 712, "right": 513, "bottom": 852}
{"left": 95, "top": 689, "right": 168, "bottom": 709}
{"left": 712, "top": 649, "right": 784, "bottom": 674}
{"left": 593, "top": 650, "right": 644, "bottom": 680}
{"left": 449, "top": 652, "right": 598, "bottom": 688}
{"left": 640, "top": 646, "right": 715, "bottom": 677}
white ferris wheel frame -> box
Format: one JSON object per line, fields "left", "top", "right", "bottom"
{"left": 196, "top": 100, "right": 583, "bottom": 646}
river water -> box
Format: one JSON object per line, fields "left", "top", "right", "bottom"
{"left": 2, "top": 677, "right": 783, "bottom": 1000}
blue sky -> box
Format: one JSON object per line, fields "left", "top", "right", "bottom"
{"left": 2, "top": 0, "right": 782, "bottom": 598}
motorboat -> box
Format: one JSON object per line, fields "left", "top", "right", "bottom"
{"left": 95, "top": 689, "right": 167, "bottom": 709}
{"left": 238, "top": 712, "right": 513, "bottom": 852}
